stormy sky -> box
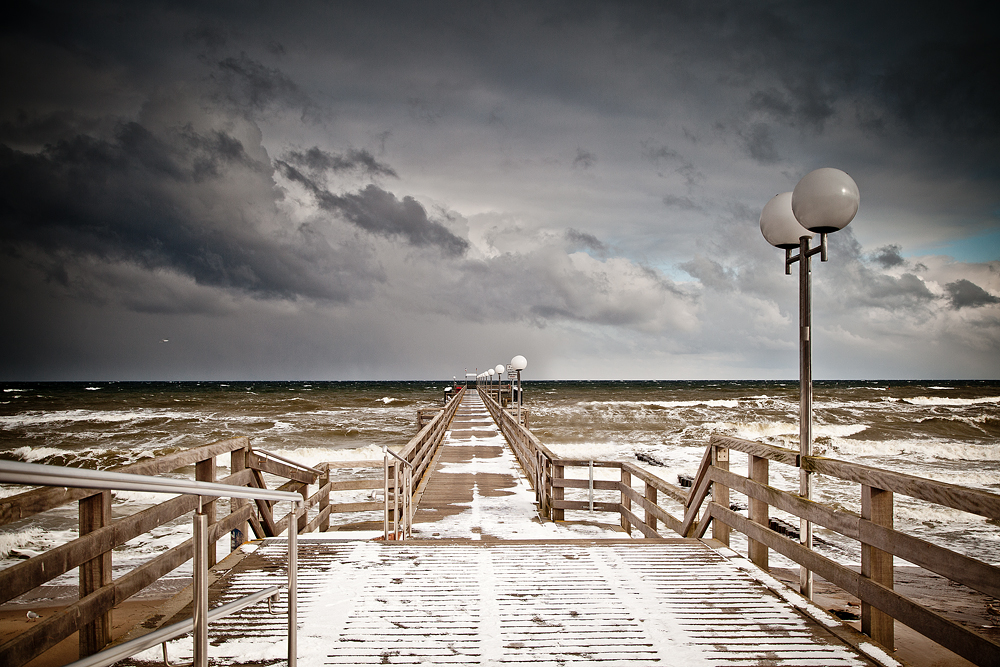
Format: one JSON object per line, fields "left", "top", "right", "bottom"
{"left": 1, "top": 1, "right": 998, "bottom": 380}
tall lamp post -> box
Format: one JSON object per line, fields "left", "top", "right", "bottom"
{"left": 759, "top": 168, "right": 859, "bottom": 600}
{"left": 495, "top": 365, "right": 505, "bottom": 402}
{"left": 487, "top": 368, "right": 494, "bottom": 396}
{"left": 510, "top": 355, "right": 527, "bottom": 424}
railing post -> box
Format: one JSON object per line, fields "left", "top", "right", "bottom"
{"left": 712, "top": 445, "right": 730, "bottom": 546}
{"left": 79, "top": 490, "right": 112, "bottom": 657}
{"left": 552, "top": 464, "right": 564, "bottom": 522}
{"left": 195, "top": 457, "right": 217, "bottom": 567}
{"left": 862, "top": 484, "right": 894, "bottom": 650}
{"left": 193, "top": 504, "right": 209, "bottom": 667}
{"left": 645, "top": 484, "right": 657, "bottom": 533}
{"left": 319, "top": 464, "right": 330, "bottom": 532}
{"left": 230, "top": 442, "right": 249, "bottom": 550}
{"left": 288, "top": 501, "right": 299, "bottom": 667}
{"left": 620, "top": 468, "right": 632, "bottom": 534}
{"left": 748, "top": 454, "right": 769, "bottom": 569}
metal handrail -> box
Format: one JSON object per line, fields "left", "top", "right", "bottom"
{"left": 0, "top": 460, "right": 301, "bottom": 502}
{"left": 0, "top": 459, "right": 302, "bottom": 667}
{"left": 64, "top": 586, "right": 282, "bottom": 667}
{"left": 383, "top": 445, "right": 413, "bottom": 540}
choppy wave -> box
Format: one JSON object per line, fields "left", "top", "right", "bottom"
{"left": 903, "top": 395, "right": 1000, "bottom": 407}
{"left": 828, "top": 438, "right": 1000, "bottom": 461}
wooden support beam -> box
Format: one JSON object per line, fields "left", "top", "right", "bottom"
{"left": 748, "top": 454, "right": 769, "bottom": 570}
{"left": 195, "top": 456, "right": 217, "bottom": 567}
{"left": 861, "top": 484, "right": 894, "bottom": 650}
{"left": 79, "top": 490, "right": 111, "bottom": 657}
{"left": 711, "top": 446, "right": 729, "bottom": 546}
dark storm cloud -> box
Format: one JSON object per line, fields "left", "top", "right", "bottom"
{"left": 213, "top": 53, "right": 312, "bottom": 114}
{"left": 283, "top": 147, "right": 398, "bottom": 179}
{"left": 0, "top": 122, "right": 368, "bottom": 305}
{"left": 944, "top": 279, "right": 1000, "bottom": 309}
{"left": 277, "top": 160, "right": 468, "bottom": 256}
{"left": 738, "top": 123, "right": 779, "bottom": 164}
{"left": 869, "top": 244, "right": 906, "bottom": 269}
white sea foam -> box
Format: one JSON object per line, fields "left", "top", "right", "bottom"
{"left": 85, "top": 387, "right": 101, "bottom": 391}
{"left": 903, "top": 395, "right": 1000, "bottom": 407}
{"left": 829, "top": 438, "right": 1000, "bottom": 461}
{"left": 3, "top": 389, "right": 25, "bottom": 393}
{"left": 378, "top": 396, "right": 396, "bottom": 404}
{"left": 10, "top": 446, "right": 69, "bottom": 462}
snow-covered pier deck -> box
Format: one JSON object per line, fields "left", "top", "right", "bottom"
{"left": 135, "top": 391, "right": 897, "bottom": 666}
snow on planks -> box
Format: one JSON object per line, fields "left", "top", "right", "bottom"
{"left": 183, "top": 538, "right": 883, "bottom": 666}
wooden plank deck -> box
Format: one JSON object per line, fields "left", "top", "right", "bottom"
{"left": 126, "top": 390, "right": 899, "bottom": 666}
{"left": 134, "top": 538, "right": 893, "bottom": 666}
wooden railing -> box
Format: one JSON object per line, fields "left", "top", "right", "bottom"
{"left": 0, "top": 437, "right": 320, "bottom": 667}
{"left": 482, "top": 390, "right": 1000, "bottom": 666}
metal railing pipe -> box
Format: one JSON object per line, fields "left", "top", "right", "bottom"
{"left": 0, "top": 460, "right": 302, "bottom": 503}
{"left": 64, "top": 585, "right": 282, "bottom": 667}
{"left": 193, "top": 509, "right": 208, "bottom": 667}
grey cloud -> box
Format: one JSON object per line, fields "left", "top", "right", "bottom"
{"left": 663, "top": 194, "right": 701, "bottom": 211}
{"left": 572, "top": 148, "right": 596, "bottom": 169}
{"left": 945, "top": 279, "right": 1000, "bottom": 309}
{"left": 0, "top": 120, "right": 376, "bottom": 306}
{"left": 279, "top": 161, "right": 468, "bottom": 256}
{"left": 738, "top": 123, "right": 779, "bottom": 163}
{"left": 214, "top": 53, "right": 311, "bottom": 113}
{"left": 869, "top": 244, "right": 905, "bottom": 269}
{"left": 283, "top": 147, "right": 398, "bottom": 180}
{"left": 883, "top": 38, "right": 1000, "bottom": 143}
{"left": 565, "top": 228, "right": 607, "bottom": 255}
{"left": 680, "top": 256, "right": 735, "bottom": 292}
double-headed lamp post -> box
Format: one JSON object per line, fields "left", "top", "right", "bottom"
{"left": 759, "top": 167, "right": 860, "bottom": 600}
{"left": 510, "top": 355, "right": 527, "bottom": 423}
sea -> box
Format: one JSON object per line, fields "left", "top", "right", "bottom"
{"left": 1, "top": 380, "right": 998, "bottom": 592}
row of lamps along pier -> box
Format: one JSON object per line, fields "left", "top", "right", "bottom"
{"left": 475, "top": 355, "right": 527, "bottom": 423}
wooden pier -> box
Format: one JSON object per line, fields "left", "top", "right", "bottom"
{"left": 2, "top": 387, "right": 999, "bottom": 666}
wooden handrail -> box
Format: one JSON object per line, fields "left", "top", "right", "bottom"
{"left": 485, "top": 404, "right": 1000, "bottom": 666}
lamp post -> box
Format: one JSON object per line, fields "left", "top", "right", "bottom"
{"left": 487, "top": 368, "right": 494, "bottom": 397}
{"left": 510, "top": 355, "right": 527, "bottom": 424}
{"left": 495, "top": 365, "right": 505, "bottom": 403}
{"left": 759, "top": 168, "right": 859, "bottom": 601}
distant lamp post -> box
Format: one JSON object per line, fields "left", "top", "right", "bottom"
{"left": 487, "top": 368, "right": 494, "bottom": 395}
{"left": 495, "top": 364, "right": 505, "bottom": 401}
{"left": 510, "top": 355, "right": 527, "bottom": 424}
{"left": 760, "top": 168, "right": 859, "bottom": 601}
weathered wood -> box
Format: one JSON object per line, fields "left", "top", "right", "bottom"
{"left": 712, "top": 446, "right": 729, "bottom": 546}
{"left": 552, "top": 478, "right": 619, "bottom": 491}
{"left": 327, "top": 501, "right": 383, "bottom": 513}
{"left": 552, "top": 464, "right": 565, "bottom": 521}
{"left": 0, "top": 504, "right": 253, "bottom": 667}
{"left": 680, "top": 462, "right": 713, "bottom": 537}
{"left": 644, "top": 484, "right": 657, "bottom": 532}
{"left": 230, "top": 445, "right": 249, "bottom": 547}
{"left": 196, "top": 456, "right": 217, "bottom": 567}
{"left": 305, "top": 505, "right": 332, "bottom": 533}
{"left": 710, "top": 434, "right": 799, "bottom": 467}
{"left": 710, "top": 466, "right": 861, "bottom": 539}
{"left": 620, "top": 469, "right": 632, "bottom": 534}
{"left": 861, "top": 484, "right": 894, "bottom": 649}
{"left": 552, "top": 499, "right": 620, "bottom": 513}
{"left": 248, "top": 452, "right": 317, "bottom": 484}
{"left": 549, "top": 459, "right": 621, "bottom": 468}
{"left": 323, "top": 460, "right": 383, "bottom": 469}
{"left": 748, "top": 454, "right": 768, "bottom": 570}
{"left": 859, "top": 517, "right": 1000, "bottom": 599}
{"left": 0, "top": 437, "right": 251, "bottom": 526}
{"left": 803, "top": 455, "right": 1000, "bottom": 520}
{"left": 79, "top": 490, "right": 112, "bottom": 657}
{"left": 623, "top": 463, "right": 689, "bottom": 504}
{"left": 619, "top": 505, "right": 659, "bottom": 538}
{"left": 250, "top": 469, "right": 279, "bottom": 537}
{"left": 0, "top": 469, "right": 253, "bottom": 606}
{"left": 620, "top": 483, "right": 683, "bottom": 534}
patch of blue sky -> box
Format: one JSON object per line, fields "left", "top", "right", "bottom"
{"left": 907, "top": 228, "right": 1000, "bottom": 263}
